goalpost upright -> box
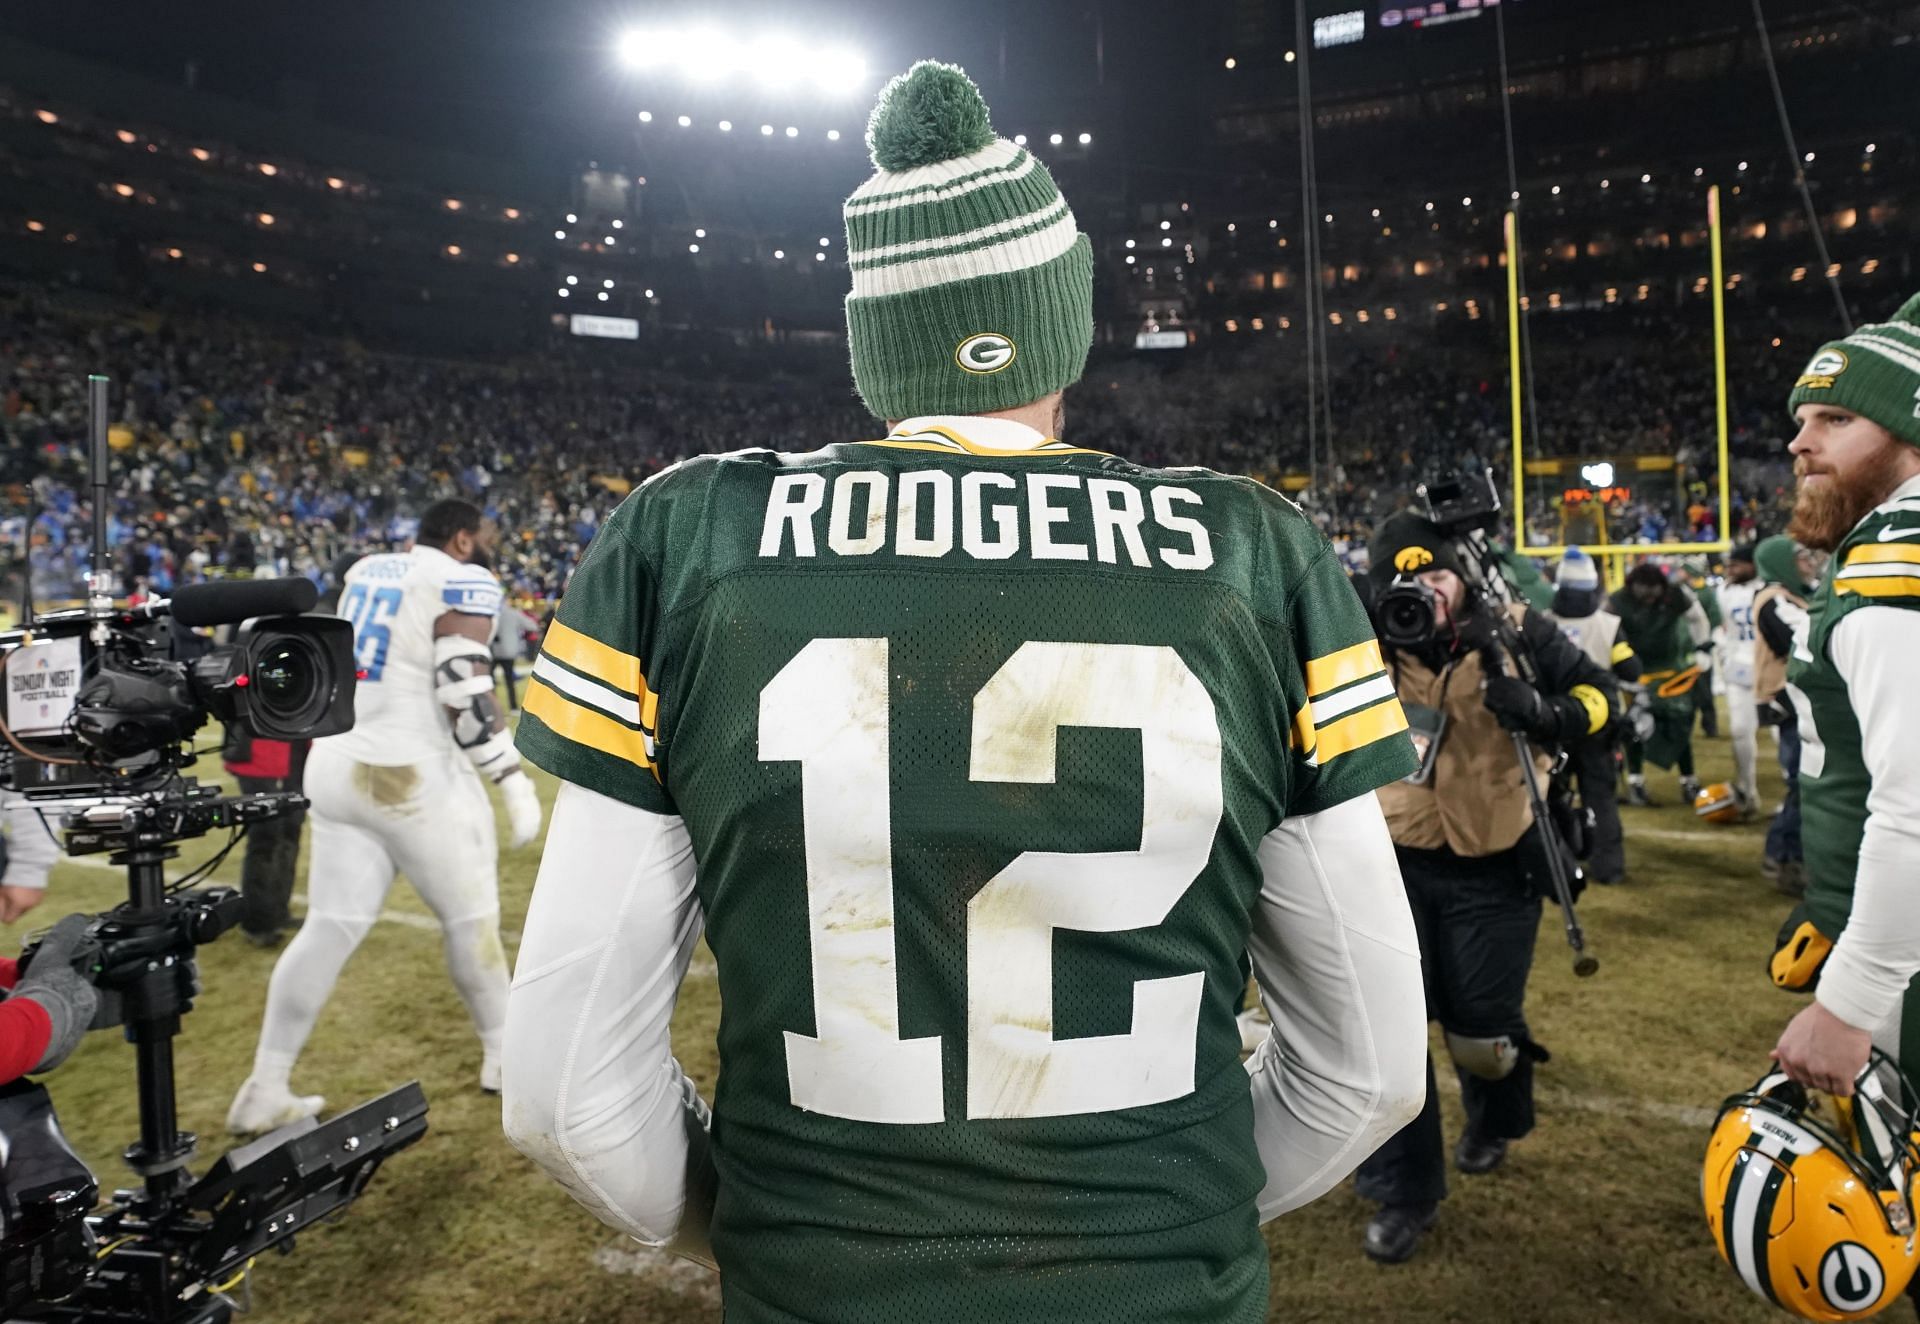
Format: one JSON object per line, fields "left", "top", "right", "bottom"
{"left": 1506, "top": 186, "right": 1733, "bottom": 567}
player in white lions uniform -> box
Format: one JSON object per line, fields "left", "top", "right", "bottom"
{"left": 1716, "top": 545, "right": 1761, "bottom": 816}
{"left": 228, "top": 499, "right": 543, "bottom": 1133}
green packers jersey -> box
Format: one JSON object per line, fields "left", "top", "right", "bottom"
{"left": 517, "top": 421, "right": 1415, "bottom": 1324}
{"left": 1789, "top": 492, "right": 1920, "bottom": 942}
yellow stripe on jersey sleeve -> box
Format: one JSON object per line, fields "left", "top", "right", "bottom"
{"left": 524, "top": 677, "right": 661, "bottom": 780}
{"left": 1836, "top": 575, "right": 1920, "bottom": 598}
{"left": 542, "top": 619, "right": 645, "bottom": 698}
{"left": 1305, "top": 639, "right": 1386, "bottom": 697}
{"left": 1611, "top": 641, "right": 1636, "bottom": 666}
{"left": 1843, "top": 542, "right": 1920, "bottom": 567}
{"left": 1314, "top": 696, "right": 1411, "bottom": 762}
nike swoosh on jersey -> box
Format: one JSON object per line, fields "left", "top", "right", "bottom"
{"left": 1877, "top": 524, "right": 1920, "bottom": 541}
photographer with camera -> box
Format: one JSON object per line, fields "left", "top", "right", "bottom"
{"left": 1353, "top": 511, "right": 1615, "bottom": 1264}
{"left": 0, "top": 914, "right": 98, "bottom": 1083}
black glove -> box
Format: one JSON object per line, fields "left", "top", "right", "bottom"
{"left": 14, "top": 915, "right": 100, "bottom": 1075}
{"left": 1484, "top": 675, "right": 1559, "bottom": 738}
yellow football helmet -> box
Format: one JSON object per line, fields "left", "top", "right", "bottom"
{"left": 1704, "top": 1053, "right": 1920, "bottom": 1320}
{"left": 1695, "top": 782, "right": 1741, "bottom": 824}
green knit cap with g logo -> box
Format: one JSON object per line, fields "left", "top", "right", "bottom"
{"left": 843, "top": 61, "right": 1094, "bottom": 420}
{"left": 1786, "top": 291, "right": 1920, "bottom": 448}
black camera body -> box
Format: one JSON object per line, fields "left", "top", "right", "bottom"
{"left": 1373, "top": 474, "right": 1505, "bottom": 650}
{"left": 4, "top": 592, "right": 356, "bottom": 800}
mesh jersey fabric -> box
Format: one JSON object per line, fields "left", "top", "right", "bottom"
{"left": 517, "top": 434, "right": 1415, "bottom": 1324}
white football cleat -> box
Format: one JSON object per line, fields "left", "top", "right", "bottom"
{"left": 480, "top": 1052, "right": 502, "bottom": 1094}
{"left": 226, "top": 1078, "right": 325, "bottom": 1136}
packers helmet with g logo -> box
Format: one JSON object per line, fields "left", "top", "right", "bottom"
{"left": 1703, "top": 1053, "right": 1920, "bottom": 1320}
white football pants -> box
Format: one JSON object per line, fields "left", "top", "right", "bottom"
{"left": 1727, "top": 680, "right": 1758, "bottom": 805}
{"left": 247, "top": 741, "right": 508, "bottom": 1087}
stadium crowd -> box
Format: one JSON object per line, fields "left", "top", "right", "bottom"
{"left": 3, "top": 290, "right": 1809, "bottom": 608}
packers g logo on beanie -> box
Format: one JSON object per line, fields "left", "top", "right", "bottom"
{"left": 956, "top": 333, "right": 1016, "bottom": 375}
{"left": 1395, "top": 546, "right": 1436, "bottom": 573}
{"left": 1796, "top": 348, "right": 1848, "bottom": 391}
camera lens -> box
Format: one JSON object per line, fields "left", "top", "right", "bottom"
{"left": 250, "top": 637, "right": 322, "bottom": 722}
{"left": 254, "top": 644, "right": 307, "bottom": 707}
{"left": 1377, "top": 580, "right": 1437, "bottom": 649}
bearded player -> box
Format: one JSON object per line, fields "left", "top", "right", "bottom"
{"left": 228, "top": 498, "right": 543, "bottom": 1133}
{"left": 1767, "top": 294, "right": 1920, "bottom": 1105}
{"left": 501, "top": 63, "right": 1426, "bottom": 1322}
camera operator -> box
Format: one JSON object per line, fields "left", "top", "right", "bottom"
{"left": 1354, "top": 512, "right": 1616, "bottom": 1265}
{"left": 0, "top": 915, "right": 97, "bottom": 1084}
{"left": 0, "top": 790, "right": 62, "bottom": 923}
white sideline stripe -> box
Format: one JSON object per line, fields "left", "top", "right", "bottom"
{"left": 1434, "top": 1069, "right": 1716, "bottom": 1129}
{"left": 1632, "top": 826, "right": 1757, "bottom": 843}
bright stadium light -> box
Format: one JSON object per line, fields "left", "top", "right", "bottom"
{"left": 690, "top": 243, "right": 700, "bottom": 252}
{"left": 617, "top": 28, "right": 867, "bottom": 95}
{"left": 677, "top": 114, "right": 692, "bottom": 127}
{"left": 761, "top": 124, "right": 774, "bottom": 136}
{"left": 638, "top": 110, "right": 653, "bottom": 123}
{"left": 719, "top": 120, "right": 732, "bottom": 131}
{"left": 814, "top": 47, "right": 867, "bottom": 93}
{"left": 554, "top": 229, "right": 567, "bottom": 239}
{"left": 1048, "top": 133, "right": 1063, "bottom": 145}
{"left": 1078, "top": 132, "right": 1092, "bottom": 145}
{"left": 785, "top": 126, "right": 799, "bottom": 137}
{"left": 1125, "top": 239, "right": 1135, "bottom": 249}
{"left": 612, "top": 218, "right": 623, "bottom": 229}
{"left": 567, "top": 213, "right": 578, "bottom": 223}
{"left": 566, "top": 275, "right": 578, "bottom": 285}
{"left": 775, "top": 249, "right": 785, "bottom": 259}
{"left": 818, "top": 236, "right": 830, "bottom": 246}
{"left": 1013, "top": 134, "right": 1027, "bottom": 146}
{"left": 696, "top": 228, "right": 707, "bottom": 238}
{"left": 815, "top": 251, "right": 825, "bottom": 261}
{"left": 558, "top": 287, "right": 570, "bottom": 297}
{"left": 827, "top": 128, "right": 841, "bottom": 140}
{"left": 598, "top": 291, "right": 609, "bottom": 301}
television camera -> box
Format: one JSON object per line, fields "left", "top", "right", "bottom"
{"left": 0, "top": 376, "right": 426, "bottom": 1323}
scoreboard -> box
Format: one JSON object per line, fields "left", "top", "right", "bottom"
{"left": 1377, "top": 0, "right": 1521, "bottom": 30}
{"left": 1312, "top": 0, "right": 1525, "bottom": 48}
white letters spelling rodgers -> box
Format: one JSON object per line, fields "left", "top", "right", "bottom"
{"left": 759, "top": 469, "right": 1214, "bottom": 570}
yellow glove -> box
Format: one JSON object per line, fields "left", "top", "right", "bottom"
{"left": 1771, "top": 911, "right": 1834, "bottom": 992}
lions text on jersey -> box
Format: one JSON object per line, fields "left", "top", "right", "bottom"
{"left": 325, "top": 545, "right": 504, "bottom": 765}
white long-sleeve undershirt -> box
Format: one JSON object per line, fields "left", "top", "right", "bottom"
{"left": 1245, "top": 791, "right": 1427, "bottom": 1217}
{"left": 502, "top": 781, "right": 1425, "bottom": 1250}
{"left": 1813, "top": 606, "right": 1920, "bottom": 1034}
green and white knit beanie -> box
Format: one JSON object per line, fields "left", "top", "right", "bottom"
{"left": 843, "top": 61, "right": 1094, "bottom": 421}
{"left": 1787, "top": 291, "right": 1920, "bottom": 449}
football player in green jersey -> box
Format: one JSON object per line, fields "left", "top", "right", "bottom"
{"left": 1768, "top": 292, "right": 1920, "bottom": 1100}
{"left": 500, "top": 62, "right": 1428, "bottom": 1324}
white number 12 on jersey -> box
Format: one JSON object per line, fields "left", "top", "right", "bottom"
{"left": 759, "top": 638, "right": 1223, "bottom": 1124}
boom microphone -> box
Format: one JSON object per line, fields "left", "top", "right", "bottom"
{"left": 169, "top": 577, "right": 319, "bottom": 627}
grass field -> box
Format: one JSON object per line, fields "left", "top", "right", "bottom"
{"left": 3, "top": 703, "right": 1809, "bottom": 1324}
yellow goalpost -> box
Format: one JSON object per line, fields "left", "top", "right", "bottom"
{"left": 1506, "top": 186, "right": 1733, "bottom": 569}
